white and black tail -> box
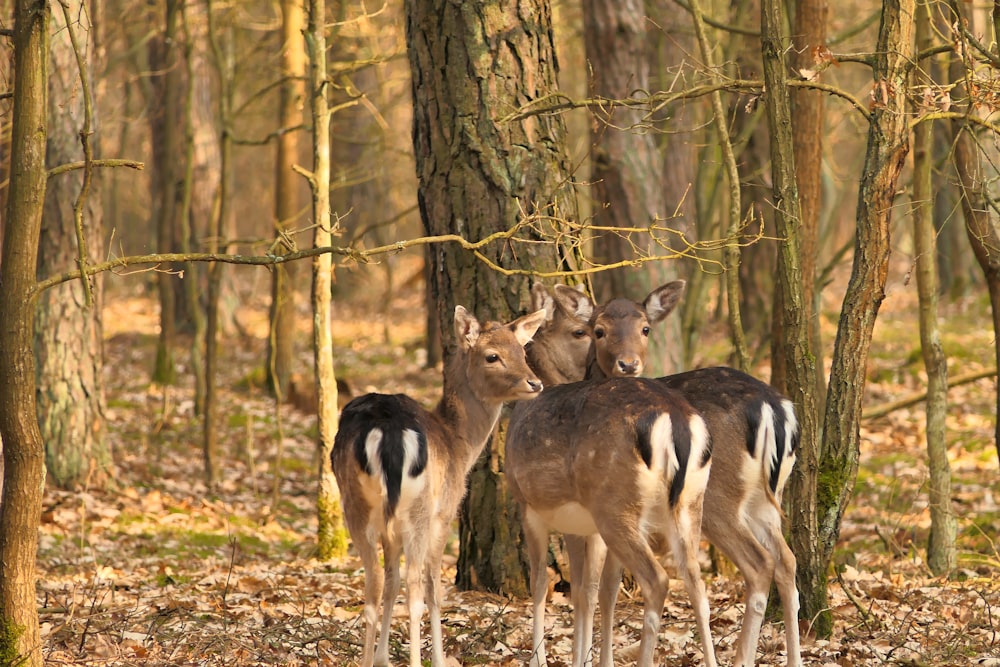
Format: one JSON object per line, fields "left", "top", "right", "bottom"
{"left": 337, "top": 393, "right": 429, "bottom": 521}
{"left": 747, "top": 394, "right": 799, "bottom": 504}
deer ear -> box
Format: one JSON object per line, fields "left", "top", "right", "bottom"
{"left": 553, "top": 284, "right": 595, "bottom": 321}
{"left": 644, "top": 280, "right": 686, "bottom": 323}
{"left": 454, "top": 305, "right": 482, "bottom": 349}
{"left": 511, "top": 309, "right": 546, "bottom": 347}
{"left": 530, "top": 283, "right": 556, "bottom": 323}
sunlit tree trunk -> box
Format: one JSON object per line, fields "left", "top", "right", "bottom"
{"left": 406, "top": 0, "right": 579, "bottom": 594}
{"left": 913, "top": 0, "right": 956, "bottom": 576}
{"left": 36, "top": 0, "right": 109, "bottom": 489}
{"left": 307, "top": 0, "right": 348, "bottom": 560}
{"left": 0, "top": 2, "right": 49, "bottom": 664}
{"left": 817, "top": 0, "right": 915, "bottom": 636}
{"left": 267, "top": 0, "right": 305, "bottom": 401}
{"left": 584, "top": 0, "right": 684, "bottom": 375}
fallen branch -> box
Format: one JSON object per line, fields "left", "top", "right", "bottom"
{"left": 863, "top": 367, "right": 997, "bottom": 420}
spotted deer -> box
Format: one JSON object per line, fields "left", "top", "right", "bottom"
{"left": 332, "top": 306, "right": 546, "bottom": 667}
{"left": 507, "top": 281, "right": 717, "bottom": 667}
{"left": 533, "top": 281, "right": 802, "bottom": 667}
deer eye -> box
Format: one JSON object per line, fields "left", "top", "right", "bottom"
{"left": 485, "top": 353, "right": 500, "bottom": 363}
{"left": 594, "top": 328, "right": 606, "bottom": 340}
{"left": 572, "top": 329, "right": 588, "bottom": 339}
{"left": 641, "top": 326, "right": 651, "bottom": 337}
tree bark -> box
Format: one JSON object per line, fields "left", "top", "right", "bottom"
{"left": 149, "top": 0, "right": 183, "bottom": 385}
{"left": 0, "top": 2, "right": 49, "bottom": 664}
{"left": 760, "top": 0, "right": 822, "bottom": 634}
{"left": 405, "top": 0, "right": 578, "bottom": 595}
{"left": 267, "top": 0, "right": 305, "bottom": 401}
{"left": 817, "top": 0, "right": 915, "bottom": 635}
{"left": 584, "top": 0, "right": 684, "bottom": 375}
{"left": 308, "top": 0, "right": 349, "bottom": 561}
{"left": 948, "top": 0, "right": 1000, "bottom": 462}
{"left": 914, "top": 0, "right": 956, "bottom": 575}
{"left": 36, "top": 0, "right": 109, "bottom": 489}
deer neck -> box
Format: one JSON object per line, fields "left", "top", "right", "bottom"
{"left": 434, "top": 355, "right": 503, "bottom": 470}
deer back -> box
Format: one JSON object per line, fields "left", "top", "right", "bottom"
{"left": 506, "top": 377, "right": 711, "bottom": 536}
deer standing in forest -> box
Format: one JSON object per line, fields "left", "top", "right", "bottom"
{"left": 508, "top": 281, "right": 718, "bottom": 667}
{"left": 332, "top": 305, "right": 546, "bottom": 667}
{"left": 526, "top": 281, "right": 802, "bottom": 667}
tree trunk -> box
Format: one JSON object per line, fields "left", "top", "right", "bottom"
{"left": 307, "top": 0, "right": 349, "bottom": 561}
{"left": 760, "top": 0, "right": 822, "bottom": 634}
{"left": 817, "top": 0, "right": 915, "bottom": 635}
{"left": 36, "top": 0, "right": 109, "bottom": 489}
{"left": 787, "top": 0, "right": 827, "bottom": 398}
{"left": 405, "top": 0, "right": 578, "bottom": 595}
{"left": 267, "top": 0, "right": 306, "bottom": 401}
{"left": 0, "top": 2, "right": 49, "bottom": 664}
{"left": 149, "top": 0, "right": 183, "bottom": 385}
{"left": 583, "top": 0, "right": 684, "bottom": 375}
{"left": 914, "top": 0, "right": 956, "bottom": 575}
{"left": 948, "top": 1, "right": 1000, "bottom": 462}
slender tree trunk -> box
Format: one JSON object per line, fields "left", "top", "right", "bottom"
{"left": 817, "top": 0, "right": 915, "bottom": 635}
{"left": 36, "top": 0, "right": 109, "bottom": 489}
{"left": 583, "top": 0, "right": 684, "bottom": 375}
{"left": 150, "top": 0, "right": 183, "bottom": 385}
{"left": 307, "top": 0, "right": 348, "bottom": 560}
{"left": 204, "top": 0, "right": 236, "bottom": 497}
{"left": 267, "top": 0, "right": 306, "bottom": 401}
{"left": 405, "top": 0, "right": 579, "bottom": 594}
{"left": 761, "top": 0, "right": 822, "bottom": 634}
{"left": 914, "top": 0, "right": 956, "bottom": 576}
{"left": 0, "top": 2, "right": 49, "bottom": 664}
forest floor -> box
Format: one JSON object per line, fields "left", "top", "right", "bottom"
{"left": 36, "top": 263, "right": 1000, "bottom": 667}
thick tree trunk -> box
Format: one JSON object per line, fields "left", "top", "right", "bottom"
{"left": 583, "top": 0, "right": 684, "bottom": 375}
{"left": 760, "top": 0, "right": 822, "bottom": 635}
{"left": 267, "top": 0, "right": 305, "bottom": 401}
{"left": 405, "top": 0, "right": 578, "bottom": 595}
{"left": 914, "top": 0, "right": 956, "bottom": 575}
{"left": 36, "top": 0, "right": 109, "bottom": 489}
{"left": 307, "top": 0, "right": 348, "bottom": 561}
{"left": 817, "top": 0, "right": 915, "bottom": 635}
{"left": 0, "top": 2, "right": 49, "bottom": 664}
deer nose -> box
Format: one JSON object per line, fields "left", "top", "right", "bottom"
{"left": 617, "top": 359, "right": 641, "bottom": 376}
{"left": 527, "top": 378, "right": 544, "bottom": 393}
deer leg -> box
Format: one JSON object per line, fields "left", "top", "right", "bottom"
{"left": 596, "top": 549, "right": 623, "bottom": 667}
{"left": 424, "top": 520, "right": 451, "bottom": 667}
{"left": 772, "top": 531, "right": 802, "bottom": 667}
{"left": 354, "top": 530, "right": 384, "bottom": 667}
{"left": 565, "top": 534, "right": 605, "bottom": 667}
{"left": 603, "top": 532, "right": 668, "bottom": 667}
{"left": 404, "top": 533, "right": 428, "bottom": 667}
{"left": 374, "top": 536, "right": 401, "bottom": 667}
{"left": 668, "top": 497, "right": 717, "bottom": 667}
{"left": 523, "top": 508, "right": 552, "bottom": 667}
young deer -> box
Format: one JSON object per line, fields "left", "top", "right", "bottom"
{"left": 508, "top": 281, "right": 717, "bottom": 667}
{"left": 544, "top": 282, "right": 802, "bottom": 667}
{"left": 332, "top": 305, "right": 546, "bottom": 667}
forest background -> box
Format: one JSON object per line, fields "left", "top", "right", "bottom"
{"left": 1, "top": 0, "right": 999, "bottom": 665}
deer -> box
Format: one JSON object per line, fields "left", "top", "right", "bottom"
{"left": 507, "top": 280, "right": 718, "bottom": 667}
{"left": 531, "top": 281, "right": 802, "bottom": 667}
{"left": 332, "top": 305, "right": 546, "bottom": 667}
